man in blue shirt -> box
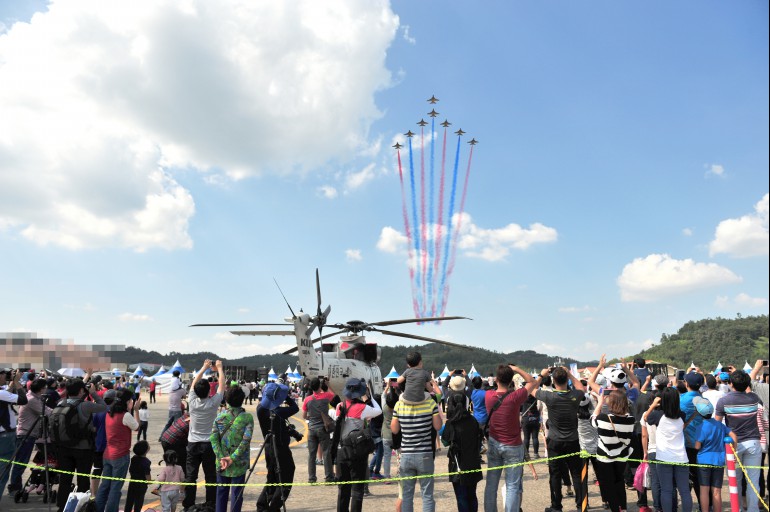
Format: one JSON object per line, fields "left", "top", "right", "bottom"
{"left": 470, "top": 376, "right": 488, "bottom": 454}
{"left": 680, "top": 370, "right": 704, "bottom": 510}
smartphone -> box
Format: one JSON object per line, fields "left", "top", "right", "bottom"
{"left": 675, "top": 369, "right": 685, "bottom": 381}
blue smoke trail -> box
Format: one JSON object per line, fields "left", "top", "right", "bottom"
{"left": 407, "top": 137, "right": 423, "bottom": 316}
{"left": 437, "top": 133, "right": 462, "bottom": 311}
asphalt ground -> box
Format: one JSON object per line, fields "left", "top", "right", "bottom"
{"left": 4, "top": 392, "right": 683, "bottom": 511}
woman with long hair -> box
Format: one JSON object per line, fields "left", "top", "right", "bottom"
{"left": 643, "top": 387, "right": 693, "bottom": 512}
{"left": 591, "top": 390, "right": 635, "bottom": 512}
{"left": 441, "top": 393, "right": 483, "bottom": 512}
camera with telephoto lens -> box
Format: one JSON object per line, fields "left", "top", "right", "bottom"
{"left": 287, "top": 422, "right": 303, "bottom": 442}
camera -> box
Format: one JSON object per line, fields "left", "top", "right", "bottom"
{"left": 452, "top": 369, "right": 463, "bottom": 376}
{"left": 287, "top": 422, "right": 304, "bottom": 442}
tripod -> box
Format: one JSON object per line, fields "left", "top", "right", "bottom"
{"left": 237, "top": 411, "right": 289, "bottom": 512}
{"left": 0, "top": 412, "right": 54, "bottom": 512}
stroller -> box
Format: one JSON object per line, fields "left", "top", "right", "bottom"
{"left": 13, "top": 440, "right": 59, "bottom": 504}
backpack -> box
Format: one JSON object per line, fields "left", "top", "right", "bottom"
{"left": 340, "top": 426, "right": 375, "bottom": 460}
{"left": 50, "top": 399, "right": 88, "bottom": 446}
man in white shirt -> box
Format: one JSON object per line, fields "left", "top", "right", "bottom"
{"left": 702, "top": 374, "right": 725, "bottom": 410}
{"left": 160, "top": 371, "right": 187, "bottom": 439}
{"left": 181, "top": 359, "right": 224, "bottom": 511}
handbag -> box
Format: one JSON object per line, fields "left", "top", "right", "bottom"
{"left": 320, "top": 408, "right": 335, "bottom": 433}
{"left": 633, "top": 461, "right": 650, "bottom": 492}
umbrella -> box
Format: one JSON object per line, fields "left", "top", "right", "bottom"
{"left": 438, "top": 365, "right": 450, "bottom": 379}
{"left": 384, "top": 366, "right": 399, "bottom": 379}
{"left": 58, "top": 367, "right": 85, "bottom": 378}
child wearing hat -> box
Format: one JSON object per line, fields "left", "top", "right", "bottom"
{"left": 694, "top": 396, "right": 737, "bottom": 512}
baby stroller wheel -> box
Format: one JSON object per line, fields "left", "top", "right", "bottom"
{"left": 42, "top": 491, "right": 46, "bottom": 503}
{"left": 21, "top": 491, "right": 29, "bottom": 503}
{"left": 13, "top": 490, "right": 22, "bottom": 503}
{"left": 52, "top": 489, "right": 57, "bottom": 501}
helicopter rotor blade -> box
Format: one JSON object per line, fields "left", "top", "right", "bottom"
{"left": 230, "top": 330, "right": 295, "bottom": 336}
{"left": 370, "top": 328, "right": 473, "bottom": 349}
{"left": 190, "top": 323, "right": 287, "bottom": 327}
{"left": 274, "top": 278, "right": 296, "bottom": 318}
{"left": 316, "top": 268, "right": 322, "bottom": 318}
{"left": 367, "top": 316, "right": 471, "bottom": 327}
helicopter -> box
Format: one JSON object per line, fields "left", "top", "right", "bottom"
{"left": 191, "top": 269, "right": 472, "bottom": 396}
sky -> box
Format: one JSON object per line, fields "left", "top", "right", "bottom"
{"left": 0, "top": 0, "right": 768, "bottom": 366}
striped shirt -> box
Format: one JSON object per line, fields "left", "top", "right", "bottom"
{"left": 715, "top": 391, "right": 761, "bottom": 442}
{"left": 393, "top": 398, "right": 438, "bottom": 454}
{"left": 591, "top": 413, "right": 635, "bottom": 462}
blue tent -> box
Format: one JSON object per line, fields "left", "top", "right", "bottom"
{"left": 169, "top": 360, "right": 185, "bottom": 375}
{"left": 153, "top": 365, "right": 168, "bottom": 377}
{"left": 385, "top": 366, "right": 399, "bottom": 379}
{"left": 438, "top": 365, "right": 450, "bottom": 379}
{"left": 132, "top": 364, "right": 145, "bottom": 377}
{"left": 712, "top": 361, "right": 723, "bottom": 376}
{"left": 291, "top": 366, "right": 302, "bottom": 380}
{"left": 468, "top": 364, "right": 480, "bottom": 379}
{"left": 267, "top": 367, "right": 278, "bottom": 381}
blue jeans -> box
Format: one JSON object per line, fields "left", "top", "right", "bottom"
{"left": 657, "top": 463, "right": 692, "bottom": 512}
{"left": 735, "top": 439, "right": 762, "bottom": 512}
{"left": 10, "top": 436, "right": 37, "bottom": 490}
{"left": 369, "top": 439, "right": 384, "bottom": 474}
{"left": 216, "top": 473, "right": 245, "bottom": 512}
{"left": 95, "top": 454, "right": 130, "bottom": 512}
{"left": 382, "top": 439, "right": 394, "bottom": 478}
{"left": 483, "top": 437, "right": 524, "bottom": 512}
{"left": 0, "top": 432, "right": 16, "bottom": 504}
{"left": 399, "top": 452, "right": 435, "bottom": 512}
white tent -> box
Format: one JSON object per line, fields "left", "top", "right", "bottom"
{"left": 267, "top": 367, "right": 278, "bottom": 381}
{"left": 58, "top": 367, "right": 85, "bottom": 378}
{"left": 438, "top": 365, "right": 450, "bottom": 379}
{"left": 153, "top": 360, "right": 186, "bottom": 393}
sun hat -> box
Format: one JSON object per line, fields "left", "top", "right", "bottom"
{"left": 693, "top": 396, "right": 714, "bottom": 417}
{"left": 653, "top": 374, "right": 670, "bottom": 388}
{"left": 260, "top": 382, "right": 289, "bottom": 410}
{"left": 449, "top": 375, "right": 465, "bottom": 392}
{"left": 343, "top": 378, "right": 367, "bottom": 400}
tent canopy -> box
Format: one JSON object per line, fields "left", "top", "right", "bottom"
{"left": 385, "top": 366, "right": 399, "bottom": 379}
{"left": 169, "top": 360, "right": 185, "bottom": 374}
{"left": 58, "top": 367, "right": 85, "bottom": 378}
{"left": 438, "top": 365, "right": 450, "bottom": 379}
{"left": 468, "top": 365, "right": 480, "bottom": 379}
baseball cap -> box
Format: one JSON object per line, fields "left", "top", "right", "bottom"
{"left": 693, "top": 396, "right": 714, "bottom": 417}
{"left": 684, "top": 372, "right": 704, "bottom": 388}
{"left": 718, "top": 372, "right": 730, "bottom": 381}
{"left": 653, "top": 374, "right": 669, "bottom": 388}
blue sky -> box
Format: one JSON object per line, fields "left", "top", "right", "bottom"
{"left": 0, "top": 1, "right": 767, "bottom": 365}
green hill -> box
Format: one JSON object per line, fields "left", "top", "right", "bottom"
{"left": 627, "top": 314, "right": 768, "bottom": 370}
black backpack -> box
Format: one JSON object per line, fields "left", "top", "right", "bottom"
{"left": 50, "top": 399, "right": 88, "bottom": 446}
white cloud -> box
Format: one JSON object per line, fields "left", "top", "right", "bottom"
{"left": 0, "top": 1, "right": 399, "bottom": 250}
{"left": 118, "top": 313, "right": 153, "bottom": 322}
{"left": 376, "top": 213, "right": 557, "bottom": 262}
{"left": 402, "top": 25, "right": 416, "bottom": 44}
{"left": 682, "top": 228, "right": 693, "bottom": 237}
{"left": 317, "top": 185, "right": 338, "bottom": 199}
{"left": 377, "top": 226, "right": 408, "bottom": 253}
{"left": 617, "top": 253, "right": 742, "bottom": 302}
{"left": 715, "top": 293, "right": 769, "bottom": 309}
{"left": 706, "top": 163, "right": 725, "bottom": 177}
{"left": 709, "top": 193, "right": 769, "bottom": 258}
{"left": 344, "top": 163, "right": 379, "bottom": 191}
{"left": 237, "top": 308, "right": 250, "bottom": 313}
{"left": 345, "top": 249, "right": 362, "bottom": 261}
{"left": 558, "top": 305, "right": 592, "bottom": 313}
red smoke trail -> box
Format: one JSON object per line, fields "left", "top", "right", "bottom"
{"left": 397, "top": 149, "right": 420, "bottom": 318}
{"left": 419, "top": 126, "right": 428, "bottom": 316}
{"left": 432, "top": 126, "right": 448, "bottom": 317}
